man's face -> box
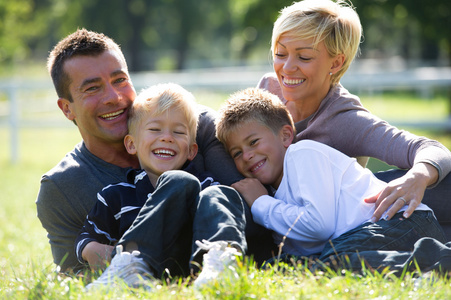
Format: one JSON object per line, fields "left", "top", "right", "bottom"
{"left": 58, "top": 49, "right": 136, "bottom": 148}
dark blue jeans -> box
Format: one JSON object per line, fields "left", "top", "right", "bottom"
{"left": 319, "top": 210, "right": 447, "bottom": 262}
{"left": 340, "top": 237, "right": 451, "bottom": 275}
{"left": 375, "top": 169, "right": 451, "bottom": 240}
{"left": 115, "top": 170, "right": 247, "bottom": 278}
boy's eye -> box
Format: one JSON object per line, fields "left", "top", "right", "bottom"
{"left": 250, "top": 139, "right": 258, "bottom": 146}
{"left": 174, "top": 131, "right": 186, "bottom": 135}
{"left": 232, "top": 150, "right": 242, "bottom": 159}
{"left": 149, "top": 128, "right": 160, "bottom": 132}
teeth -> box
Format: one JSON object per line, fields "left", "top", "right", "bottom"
{"left": 284, "top": 78, "right": 305, "bottom": 85}
{"left": 251, "top": 161, "right": 264, "bottom": 173}
{"left": 153, "top": 149, "right": 175, "bottom": 156}
{"left": 101, "top": 110, "right": 124, "bottom": 120}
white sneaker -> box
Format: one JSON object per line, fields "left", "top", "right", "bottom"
{"left": 85, "top": 245, "right": 154, "bottom": 291}
{"left": 193, "top": 239, "right": 242, "bottom": 288}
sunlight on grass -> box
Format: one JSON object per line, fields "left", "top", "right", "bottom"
{"left": 1, "top": 92, "right": 451, "bottom": 298}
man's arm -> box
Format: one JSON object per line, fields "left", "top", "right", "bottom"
{"left": 36, "top": 176, "right": 84, "bottom": 272}
{"left": 195, "top": 105, "right": 243, "bottom": 186}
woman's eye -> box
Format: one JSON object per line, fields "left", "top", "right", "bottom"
{"left": 299, "top": 56, "right": 312, "bottom": 61}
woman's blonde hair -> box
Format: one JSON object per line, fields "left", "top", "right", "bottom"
{"left": 128, "top": 83, "right": 198, "bottom": 144}
{"left": 271, "top": 0, "right": 362, "bottom": 86}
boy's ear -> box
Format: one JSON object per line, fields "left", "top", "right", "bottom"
{"left": 124, "top": 134, "right": 137, "bottom": 155}
{"left": 280, "top": 125, "right": 294, "bottom": 147}
{"left": 57, "top": 98, "right": 75, "bottom": 121}
{"left": 187, "top": 143, "right": 198, "bottom": 161}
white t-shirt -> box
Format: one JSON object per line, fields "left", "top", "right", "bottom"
{"left": 251, "top": 140, "right": 431, "bottom": 256}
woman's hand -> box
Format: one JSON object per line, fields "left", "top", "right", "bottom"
{"left": 232, "top": 178, "right": 268, "bottom": 208}
{"left": 365, "top": 162, "right": 438, "bottom": 222}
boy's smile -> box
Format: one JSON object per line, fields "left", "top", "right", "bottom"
{"left": 125, "top": 107, "right": 198, "bottom": 186}
{"left": 226, "top": 121, "right": 293, "bottom": 188}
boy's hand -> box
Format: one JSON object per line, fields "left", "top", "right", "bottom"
{"left": 232, "top": 178, "right": 268, "bottom": 207}
{"left": 82, "top": 241, "right": 114, "bottom": 271}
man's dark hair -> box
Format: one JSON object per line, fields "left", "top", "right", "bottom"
{"left": 47, "top": 28, "right": 124, "bottom": 101}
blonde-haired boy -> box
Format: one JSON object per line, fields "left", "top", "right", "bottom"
{"left": 216, "top": 88, "right": 445, "bottom": 269}
{"left": 76, "top": 83, "right": 246, "bottom": 289}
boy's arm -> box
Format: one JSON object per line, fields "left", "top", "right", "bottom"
{"left": 246, "top": 147, "right": 339, "bottom": 243}
{"left": 81, "top": 241, "right": 114, "bottom": 271}
{"left": 75, "top": 191, "right": 120, "bottom": 268}
{"left": 232, "top": 178, "right": 268, "bottom": 207}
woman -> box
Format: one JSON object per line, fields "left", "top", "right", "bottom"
{"left": 257, "top": 0, "right": 451, "bottom": 225}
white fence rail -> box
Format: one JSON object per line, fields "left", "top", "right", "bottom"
{"left": 1, "top": 64, "right": 451, "bottom": 163}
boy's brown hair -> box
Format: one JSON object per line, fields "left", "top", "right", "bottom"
{"left": 216, "top": 88, "right": 295, "bottom": 145}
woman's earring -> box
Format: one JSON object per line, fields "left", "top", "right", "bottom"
{"left": 329, "top": 72, "right": 333, "bottom": 75}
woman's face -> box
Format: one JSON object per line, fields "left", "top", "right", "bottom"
{"left": 273, "top": 35, "right": 342, "bottom": 105}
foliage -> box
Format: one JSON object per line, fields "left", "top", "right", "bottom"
{"left": 0, "top": 0, "right": 449, "bottom": 73}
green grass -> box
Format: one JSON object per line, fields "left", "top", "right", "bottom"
{"left": 1, "top": 91, "right": 451, "bottom": 298}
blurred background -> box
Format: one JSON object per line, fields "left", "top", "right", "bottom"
{"left": 0, "top": 0, "right": 450, "bottom": 164}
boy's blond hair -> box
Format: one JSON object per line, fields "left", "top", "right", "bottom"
{"left": 216, "top": 88, "right": 295, "bottom": 145}
{"left": 128, "top": 83, "right": 198, "bottom": 143}
{"left": 271, "top": 0, "right": 362, "bottom": 86}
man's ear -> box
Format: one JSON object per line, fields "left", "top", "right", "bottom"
{"left": 187, "top": 143, "right": 198, "bottom": 161}
{"left": 280, "top": 125, "right": 294, "bottom": 147}
{"left": 57, "top": 98, "right": 75, "bottom": 121}
{"left": 124, "top": 134, "right": 137, "bottom": 155}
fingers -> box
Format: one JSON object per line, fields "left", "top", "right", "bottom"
{"left": 364, "top": 191, "right": 382, "bottom": 204}
{"left": 371, "top": 193, "right": 421, "bottom": 222}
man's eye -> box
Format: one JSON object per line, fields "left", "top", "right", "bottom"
{"left": 85, "top": 86, "right": 99, "bottom": 92}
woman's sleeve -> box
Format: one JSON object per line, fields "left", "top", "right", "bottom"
{"left": 327, "top": 109, "right": 451, "bottom": 186}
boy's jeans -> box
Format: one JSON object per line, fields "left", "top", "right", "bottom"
{"left": 319, "top": 210, "right": 447, "bottom": 271}
{"left": 115, "top": 170, "right": 247, "bottom": 278}
{"left": 375, "top": 169, "right": 451, "bottom": 240}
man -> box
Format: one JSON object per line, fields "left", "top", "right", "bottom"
{"left": 36, "top": 28, "right": 252, "bottom": 272}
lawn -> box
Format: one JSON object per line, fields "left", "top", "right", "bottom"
{"left": 1, "top": 90, "right": 451, "bottom": 299}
